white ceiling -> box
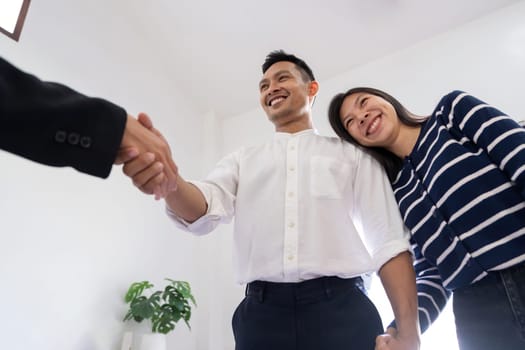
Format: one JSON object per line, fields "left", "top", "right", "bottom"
{"left": 19, "top": 0, "right": 523, "bottom": 119}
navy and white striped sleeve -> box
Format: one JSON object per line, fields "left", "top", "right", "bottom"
{"left": 446, "top": 91, "right": 525, "bottom": 192}
{"left": 412, "top": 240, "right": 452, "bottom": 333}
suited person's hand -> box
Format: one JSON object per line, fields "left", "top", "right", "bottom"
{"left": 115, "top": 114, "right": 178, "bottom": 199}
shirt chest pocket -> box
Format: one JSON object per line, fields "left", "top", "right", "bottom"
{"left": 309, "top": 156, "right": 349, "bottom": 199}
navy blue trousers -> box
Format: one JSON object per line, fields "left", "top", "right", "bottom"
{"left": 232, "top": 276, "right": 383, "bottom": 350}
{"left": 453, "top": 262, "right": 525, "bottom": 350}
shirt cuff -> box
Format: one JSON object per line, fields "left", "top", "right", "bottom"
{"left": 164, "top": 205, "right": 221, "bottom": 235}
{"left": 372, "top": 239, "right": 413, "bottom": 271}
{"left": 164, "top": 180, "right": 230, "bottom": 235}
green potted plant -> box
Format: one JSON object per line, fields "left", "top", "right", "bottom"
{"left": 122, "top": 278, "right": 196, "bottom": 349}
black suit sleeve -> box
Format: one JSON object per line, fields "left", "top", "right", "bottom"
{"left": 0, "top": 57, "right": 127, "bottom": 178}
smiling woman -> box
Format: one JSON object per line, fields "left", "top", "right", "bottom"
{"left": 0, "top": 0, "right": 31, "bottom": 41}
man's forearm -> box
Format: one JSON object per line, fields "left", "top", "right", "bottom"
{"left": 165, "top": 177, "right": 208, "bottom": 223}
{"left": 379, "top": 251, "right": 420, "bottom": 344}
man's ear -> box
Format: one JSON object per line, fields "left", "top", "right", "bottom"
{"left": 308, "top": 81, "right": 319, "bottom": 97}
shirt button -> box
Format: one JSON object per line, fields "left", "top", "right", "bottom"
{"left": 288, "top": 255, "right": 294, "bottom": 261}
{"left": 289, "top": 166, "right": 295, "bottom": 171}
{"left": 288, "top": 192, "right": 294, "bottom": 198}
{"left": 290, "top": 146, "right": 296, "bottom": 151}
{"left": 288, "top": 222, "right": 295, "bottom": 228}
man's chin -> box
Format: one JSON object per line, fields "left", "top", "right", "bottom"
{"left": 268, "top": 109, "right": 289, "bottom": 121}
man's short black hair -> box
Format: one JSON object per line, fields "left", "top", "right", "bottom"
{"left": 262, "top": 50, "right": 316, "bottom": 82}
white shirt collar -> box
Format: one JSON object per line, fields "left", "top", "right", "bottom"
{"left": 274, "top": 128, "right": 318, "bottom": 140}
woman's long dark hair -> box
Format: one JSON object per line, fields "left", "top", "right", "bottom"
{"left": 328, "top": 87, "right": 427, "bottom": 182}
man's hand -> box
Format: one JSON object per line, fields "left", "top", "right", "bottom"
{"left": 115, "top": 114, "right": 177, "bottom": 199}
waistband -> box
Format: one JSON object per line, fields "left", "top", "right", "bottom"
{"left": 495, "top": 260, "right": 525, "bottom": 280}
{"left": 467, "top": 260, "right": 525, "bottom": 289}
{"left": 245, "top": 276, "right": 364, "bottom": 304}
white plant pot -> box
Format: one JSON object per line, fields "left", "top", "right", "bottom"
{"left": 139, "top": 333, "right": 167, "bottom": 350}
{"left": 120, "top": 331, "right": 133, "bottom": 350}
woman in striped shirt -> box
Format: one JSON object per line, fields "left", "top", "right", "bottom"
{"left": 328, "top": 88, "right": 525, "bottom": 350}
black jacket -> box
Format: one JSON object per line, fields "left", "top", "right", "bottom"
{"left": 0, "top": 57, "right": 127, "bottom": 178}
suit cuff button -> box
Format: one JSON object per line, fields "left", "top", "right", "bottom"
{"left": 80, "top": 136, "right": 92, "bottom": 148}
{"left": 67, "top": 132, "right": 80, "bottom": 145}
{"left": 55, "top": 130, "right": 67, "bottom": 143}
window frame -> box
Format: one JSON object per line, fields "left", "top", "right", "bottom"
{"left": 0, "top": 0, "right": 31, "bottom": 41}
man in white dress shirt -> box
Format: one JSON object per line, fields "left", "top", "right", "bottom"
{"left": 123, "top": 50, "right": 420, "bottom": 350}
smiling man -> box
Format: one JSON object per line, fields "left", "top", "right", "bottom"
{"left": 122, "top": 50, "right": 420, "bottom": 350}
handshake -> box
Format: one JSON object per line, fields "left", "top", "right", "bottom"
{"left": 115, "top": 113, "right": 177, "bottom": 200}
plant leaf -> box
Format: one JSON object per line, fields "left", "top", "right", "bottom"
{"left": 124, "top": 281, "right": 153, "bottom": 303}
{"left": 123, "top": 278, "right": 196, "bottom": 333}
{"left": 128, "top": 295, "right": 158, "bottom": 320}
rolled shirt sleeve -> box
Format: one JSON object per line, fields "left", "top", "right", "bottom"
{"left": 352, "top": 148, "right": 412, "bottom": 270}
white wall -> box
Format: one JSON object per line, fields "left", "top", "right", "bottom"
{"left": 0, "top": 1, "right": 209, "bottom": 350}
{"left": 207, "top": 2, "right": 525, "bottom": 349}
